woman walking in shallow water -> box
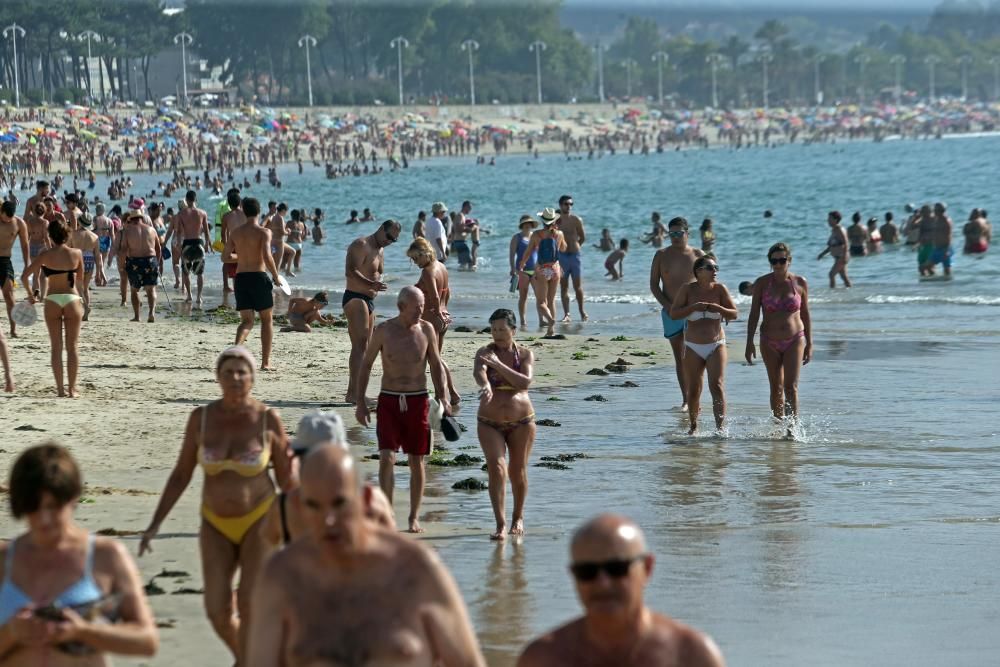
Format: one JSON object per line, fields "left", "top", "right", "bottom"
{"left": 475, "top": 309, "right": 536, "bottom": 540}
{"left": 746, "top": 242, "right": 812, "bottom": 433}
{"left": 669, "top": 256, "right": 738, "bottom": 434}
{"left": 817, "top": 210, "right": 851, "bottom": 288}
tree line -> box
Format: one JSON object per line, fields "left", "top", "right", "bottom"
{"left": 1, "top": 0, "right": 999, "bottom": 107}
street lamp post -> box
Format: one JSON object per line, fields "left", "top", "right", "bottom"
{"left": 959, "top": 54, "right": 972, "bottom": 100}
{"left": 925, "top": 55, "right": 941, "bottom": 103}
{"left": 990, "top": 56, "right": 1000, "bottom": 101}
{"left": 890, "top": 55, "right": 906, "bottom": 106}
{"left": 173, "top": 32, "right": 193, "bottom": 108}
{"left": 2, "top": 23, "right": 26, "bottom": 108}
{"left": 854, "top": 54, "right": 870, "bottom": 105}
{"left": 813, "top": 54, "right": 825, "bottom": 105}
{"left": 622, "top": 58, "right": 637, "bottom": 98}
{"left": 390, "top": 36, "right": 409, "bottom": 106}
{"left": 651, "top": 51, "right": 668, "bottom": 105}
{"left": 707, "top": 53, "right": 724, "bottom": 108}
{"left": 759, "top": 51, "right": 773, "bottom": 108}
{"left": 529, "top": 40, "right": 546, "bottom": 105}
{"left": 297, "top": 35, "right": 317, "bottom": 107}
{"left": 461, "top": 39, "right": 479, "bottom": 105}
{"left": 594, "top": 42, "right": 608, "bottom": 103}
{"left": 79, "top": 30, "right": 100, "bottom": 104}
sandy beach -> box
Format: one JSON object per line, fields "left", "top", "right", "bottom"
{"left": 0, "top": 284, "right": 669, "bottom": 666}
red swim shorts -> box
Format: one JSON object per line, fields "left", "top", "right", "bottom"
{"left": 225, "top": 262, "right": 238, "bottom": 279}
{"left": 376, "top": 392, "right": 431, "bottom": 456}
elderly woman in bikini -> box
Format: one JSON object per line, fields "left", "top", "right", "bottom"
{"left": 669, "top": 256, "right": 738, "bottom": 434}
{"left": 475, "top": 308, "right": 536, "bottom": 540}
{"left": 139, "top": 346, "right": 291, "bottom": 664}
{"left": 407, "top": 237, "right": 461, "bottom": 406}
{"left": 745, "top": 242, "right": 812, "bottom": 433}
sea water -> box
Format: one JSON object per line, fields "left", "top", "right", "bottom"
{"left": 123, "top": 137, "right": 999, "bottom": 665}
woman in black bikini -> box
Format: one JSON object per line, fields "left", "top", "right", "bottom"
{"left": 817, "top": 210, "right": 851, "bottom": 288}
{"left": 746, "top": 243, "right": 812, "bottom": 431}
{"left": 474, "top": 309, "right": 536, "bottom": 540}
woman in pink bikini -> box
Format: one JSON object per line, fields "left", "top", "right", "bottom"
{"left": 669, "top": 256, "right": 738, "bottom": 434}
{"left": 745, "top": 242, "right": 813, "bottom": 429}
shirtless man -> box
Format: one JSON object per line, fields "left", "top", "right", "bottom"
{"left": 649, "top": 217, "right": 704, "bottom": 410}
{"left": 23, "top": 180, "right": 49, "bottom": 216}
{"left": 176, "top": 189, "right": 212, "bottom": 307}
{"left": 916, "top": 204, "right": 936, "bottom": 276}
{"left": 93, "top": 203, "right": 115, "bottom": 269}
{"left": 517, "top": 514, "right": 725, "bottom": 667}
{"left": 929, "top": 202, "right": 954, "bottom": 276}
{"left": 963, "top": 208, "right": 990, "bottom": 255}
{"left": 222, "top": 197, "right": 282, "bottom": 370}
{"left": 247, "top": 447, "right": 485, "bottom": 667}
{"left": 24, "top": 202, "right": 50, "bottom": 296}
{"left": 879, "top": 211, "right": 899, "bottom": 245}
{"left": 556, "top": 194, "right": 587, "bottom": 322}
{"left": 0, "top": 201, "right": 29, "bottom": 337}
{"left": 355, "top": 286, "right": 450, "bottom": 533}
{"left": 343, "top": 219, "right": 400, "bottom": 404}
{"left": 448, "top": 211, "right": 480, "bottom": 270}
{"left": 69, "top": 215, "right": 105, "bottom": 320}
{"left": 220, "top": 189, "right": 245, "bottom": 293}
{"left": 119, "top": 209, "right": 162, "bottom": 323}
{"left": 63, "top": 193, "right": 82, "bottom": 231}
{"left": 267, "top": 202, "right": 289, "bottom": 271}
{"left": 641, "top": 211, "right": 667, "bottom": 247}
{"left": 281, "top": 292, "right": 333, "bottom": 333}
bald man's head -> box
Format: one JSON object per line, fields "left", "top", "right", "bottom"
{"left": 397, "top": 285, "right": 423, "bottom": 307}
{"left": 299, "top": 448, "right": 366, "bottom": 554}
{"left": 396, "top": 285, "right": 425, "bottom": 323}
{"left": 301, "top": 446, "right": 358, "bottom": 494}
{"left": 570, "top": 514, "right": 653, "bottom": 617}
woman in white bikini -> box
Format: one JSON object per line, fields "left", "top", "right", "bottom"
{"left": 20, "top": 218, "right": 84, "bottom": 398}
{"left": 669, "top": 256, "right": 738, "bottom": 434}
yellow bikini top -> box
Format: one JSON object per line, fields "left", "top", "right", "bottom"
{"left": 197, "top": 403, "right": 272, "bottom": 477}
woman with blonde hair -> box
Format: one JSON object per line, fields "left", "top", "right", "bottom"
{"left": 139, "top": 346, "right": 291, "bottom": 664}
{"left": 407, "top": 237, "right": 460, "bottom": 406}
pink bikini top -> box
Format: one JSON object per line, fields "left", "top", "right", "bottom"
{"left": 762, "top": 275, "right": 801, "bottom": 314}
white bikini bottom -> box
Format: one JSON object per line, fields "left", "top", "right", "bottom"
{"left": 685, "top": 339, "right": 725, "bottom": 361}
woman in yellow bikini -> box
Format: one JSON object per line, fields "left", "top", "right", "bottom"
{"left": 139, "top": 346, "right": 290, "bottom": 664}
{"left": 475, "top": 309, "right": 536, "bottom": 540}
{"left": 20, "top": 218, "right": 84, "bottom": 397}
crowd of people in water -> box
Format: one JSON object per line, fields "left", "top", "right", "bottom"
{"left": 0, "top": 163, "right": 993, "bottom": 665}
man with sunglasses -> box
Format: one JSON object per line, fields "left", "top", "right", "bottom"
{"left": 556, "top": 194, "right": 588, "bottom": 322}
{"left": 343, "top": 219, "right": 401, "bottom": 405}
{"left": 650, "top": 217, "right": 704, "bottom": 411}
{"left": 519, "top": 513, "right": 725, "bottom": 667}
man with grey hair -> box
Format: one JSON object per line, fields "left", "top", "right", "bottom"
{"left": 248, "top": 446, "right": 485, "bottom": 667}
{"left": 354, "top": 286, "right": 450, "bottom": 533}
{"left": 518, "top": 513, "right": 726, "bottom": 667}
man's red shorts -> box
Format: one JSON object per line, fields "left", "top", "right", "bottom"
{"left": 376, "top": 392, "right": 431, "bottom": 456}
{"left": 225, "top": 262, "right": 237, "bottom": 279}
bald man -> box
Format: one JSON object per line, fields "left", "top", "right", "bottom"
{"left": 355, "top": 286, "right": 450, "bottom": 533}
{"left": 518, "top": 514, "right": 726, "bottom": 667}
{"left": 247, "top": 447, "right": 486, "bottom": 667}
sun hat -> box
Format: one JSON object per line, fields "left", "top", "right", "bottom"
{"left": 538, "top": 207, "right": 558, "bottom": 224}
{"left": 431, "top": 202, "right": 448, "bottom": 214}
{"left": 518, "top": 214, "right": 537, "bottom": 228}
{"left": 129, "top": 197, "right": 145, "bottom": 210}
{"left": 291, "top": 410, "right": 347, "bottom": 455}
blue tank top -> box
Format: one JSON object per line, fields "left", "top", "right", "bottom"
{"left": 515, "top": 235, "right": 537, "bottom": 271}
{"left": 538, "top": 235, "right": 558, "bottom": 265}
{"left": 0, "top": 535, "right": 104, "bottom": 625}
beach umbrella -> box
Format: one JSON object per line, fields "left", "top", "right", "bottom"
{"left": 78, "top": 130, "right": 97, "bottom": 141}
{"left": 355, "top": 123, "right": 368, "bottom": 133}
{"left": 201, "top": 132, "right": 220, "bottom": 143}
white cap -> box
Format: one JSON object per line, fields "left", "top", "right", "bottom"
{"left": 291, "top": 410, "right": 347, "bottom": 454}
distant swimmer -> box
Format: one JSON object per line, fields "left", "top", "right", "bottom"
{"left": 517, "top": 514, "right": 726, "bottom": 667}
{"left": 880, "top": 211, "right": 900, "bottom": 245}
{"left": 866, "top": 217, "right": 882, "bottom": 254}
{"left": 247, "top": 447, "right": 486, "bottom": 667}
{"left": 650, "top": 216, "right": 704, "bottom": 410}
{"left": 847, "top": 211, "right": 868, "bottom": 257}
{"left": 669, "top": 256, "right": 738, "bottom": 434}
{"left": 700, "top": 217, "right": 716, "bottom": 253}
{"left": 593, "top": 228, "right": 614, "bottom": 252}
{"left": 354, "top": 286, "right": 451, "bottom": 533}
{"left": 963, "top": 208, "right": 991, "bottom": 255}
{"left": 641, "top": 211, "right": 666, "bottom": 247}
{"left": 604, "top": 238, "right": 628, "bottom": 280}
{"left": 817, "top": 210, "right": 851, "bottom": 288}
{"left": 746, "top": 243, "right": 812, "bottom": 432}
{"left": 556, "top": 194, "right": 588, "bottom": 322}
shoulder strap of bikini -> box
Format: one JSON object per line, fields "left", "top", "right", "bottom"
{"left": 84, "top": 534, "right": 96, "bottom": 576}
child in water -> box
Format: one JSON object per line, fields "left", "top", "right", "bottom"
{"left": 594, "top": 228, "right": 614, "bottom": 251}
{"left": 604, "top": 239, "right": 629, "bottom": 280}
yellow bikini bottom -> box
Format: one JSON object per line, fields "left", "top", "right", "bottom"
{"left": 201, "top": 494, "right": 275, "bottom": 545}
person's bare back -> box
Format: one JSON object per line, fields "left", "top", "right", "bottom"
{"left": 122, "top": 221, "right": 158, "bottom": 258}
{"left": 228, "top": 221, "right": 271, "bottom": 273}
{"left": 178, "top": 205, "right": 208, "bottom": 242}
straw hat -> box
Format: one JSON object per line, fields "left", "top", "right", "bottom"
{"left": 431, "top": 202, "right": 448, "bottom": 214}
{"left": 518, "top": 214, "right": 538, "bottom": 228}
{"left": 538, "top": 207, "right": 558, "bottom": 224}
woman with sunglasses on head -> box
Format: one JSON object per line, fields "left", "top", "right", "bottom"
{"left": 745, "top": 243, "right": 812, "bottom": 433}
{"left": 669, "top": 257, "right": 738, "bottom": 434}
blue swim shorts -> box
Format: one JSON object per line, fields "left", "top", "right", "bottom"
{"left": 661, "top": 307, "right": 685, "bottom": 339}
{"left": 929, "top": 246, "right": 953, "bottom": 269}
{"left": 558, "top": 252, "right": 582, "bottom": 280}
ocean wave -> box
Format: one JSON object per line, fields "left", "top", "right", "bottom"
{"left": 866, "top": 294, "right": 1000, "bottom": 306}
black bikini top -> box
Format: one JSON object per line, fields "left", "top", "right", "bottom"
{"left": 41, "top": 265, "right": 77, "bottom": 288}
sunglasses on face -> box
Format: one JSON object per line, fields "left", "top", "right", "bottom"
{"left": 668, "top": 230, "right": 686, "bottom": 238}
{"left": 700, "top": 264, "right": 719, "bottom": 272}
{"left": 769, "top": 257, "right": 788, "bottom": 265}
{"left": 385, "top": 232, "right": 398, "bottom": 244}
{"left": 570, "top": 554, "right": 645, "bottom": 582}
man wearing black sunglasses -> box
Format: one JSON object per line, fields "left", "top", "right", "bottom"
{"left": 518, "top": 514, "right": 725, "bottom": 667}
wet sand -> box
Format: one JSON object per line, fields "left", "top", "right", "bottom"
{"left": 0, "top": 284, "right": 668, "bottom": 666}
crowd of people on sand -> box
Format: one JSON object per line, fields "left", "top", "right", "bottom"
{"left": 0, "top": 158, "right": 992, "bottom": 665}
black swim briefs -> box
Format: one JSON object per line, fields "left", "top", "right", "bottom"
{"left": 0, "top": 256, "right": 13, "bottom": 288}
{"left": 125, "top": 256, "right": 159, "bottom": 289}
{"left": 342, "top": 289, "right": 375, "bottom": 314}
{"left": 235, "top": 271, "right": 274, "bottom": 312}
{"left": 181, "top": 239, "right": 206, "bottom": 276}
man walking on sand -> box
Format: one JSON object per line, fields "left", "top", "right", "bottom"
{"left": 0, "top": 201, "right": 29, "bottom": 337}
{"left": 176, "top": 189, "right": 212, "bottom": 308}
{"left": 220, "top": 189, "right": 246, "bottom": 294}
{"left": 650, "top": 217, "right": 704, "bottom": 410}
{"left": 222, "top": 197, "right": 282, "bottom": 370}
{"left": 120, "top": 209, "right": 162, "bottom": 323}
{"left": 557, "top": 194, "right": 588, "bottom": 322}
{"left": 343, "top": 219, "right": 400, "bottom": 404}
{"left": 247, "top": 447, "right": 485, "bottom": 667}
{"left": 354, "top": 286, "right": 450, "bottom": 534}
